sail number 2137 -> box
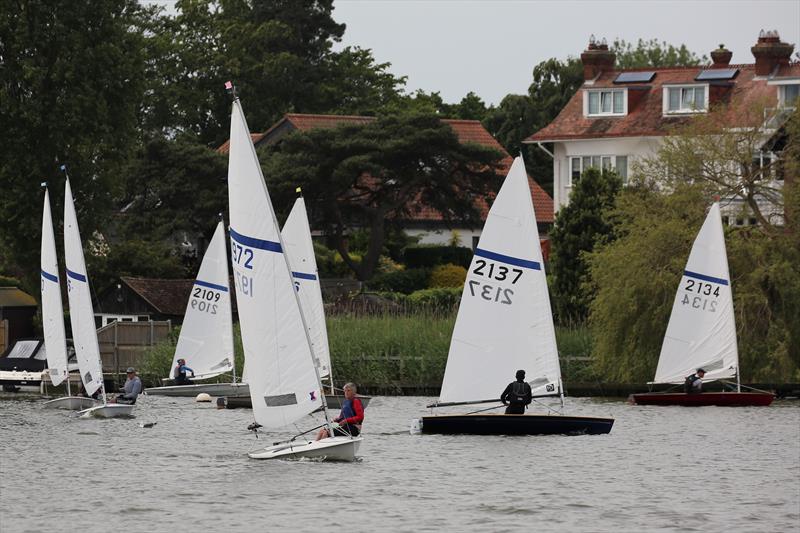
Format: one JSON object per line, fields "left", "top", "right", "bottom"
{"left": 467, "top": 259, "right": 522, "bottom": 305}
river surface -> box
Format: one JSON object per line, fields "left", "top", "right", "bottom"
{"left": 0, "top": 395, "right": 798, "bottom": 533}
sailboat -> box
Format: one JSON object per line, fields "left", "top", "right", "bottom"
{"left": 226, "top": 87, "right": 361, "bottom": 460}
{"left": 146, "top": 220, "right": 244, "bottom": 397}
{"left": 629, "top": 202, "right": 774, "bottom": 406}
{"left": 224, "top": 196, "right": 371, "bottom": 410}
{"left": 40, "top": 185, "right": 98, "bottom": 410}
{"left": 63, "top": 175, "right": 134, "bottom": 418}
{"left": 412, "top": 157, "right": 613, "bottom": 435}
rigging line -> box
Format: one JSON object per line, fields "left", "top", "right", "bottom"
{"left": 465, "top": 404, "right": 505, "bottom": 415}
{"left": 720, "top": 380, "right": 773, "bottom": 394}
{"left": 530, "top": 397, "right": 563, "bottom": 415}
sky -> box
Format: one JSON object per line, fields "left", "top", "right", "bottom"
{"left": 331, "top": 0, "right": 800, "bottom": 105}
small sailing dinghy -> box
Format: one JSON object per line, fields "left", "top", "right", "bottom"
{"left": 629, "top": 202, "right": 774, "bottom": 407}
{"left": 223, "top": 196, "right": 370, "bottom": 410}
{"left": 146, "top": 220, "right": 244, "bottom": 398}
{"left": 226, "top": 87, "right": 361, "bottom": 461}
{"left": 40, "top": 185, "right": 99, "bottom": 410}
{"left": 412, "top": 157, "right": 613, "bottom": 435}
{"left": 62, "top": 175, "right": 134, "bottom": 418}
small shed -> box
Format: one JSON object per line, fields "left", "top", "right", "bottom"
{"left": 94, "top": 277, "right": 238, "bottom": 326}
{"left": 0, "top": 287, "right": 38, "bottom": 353}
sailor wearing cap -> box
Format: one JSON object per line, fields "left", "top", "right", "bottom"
{"left": 114, "top": 367, "right": 143, "bottom": 404}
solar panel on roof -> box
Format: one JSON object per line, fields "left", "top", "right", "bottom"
{"left": 614, "top": 71, "right": 656, "bottom": 83}
{"left": 695, "top": 69, "right": 739, "bottom": 81}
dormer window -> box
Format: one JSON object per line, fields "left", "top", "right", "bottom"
{"left": 585, "top": 89, "right": 626, "bottom": 116}
{"left": 779, "top": 84, "right": 799, "bottom": 108}
{"left": 663, "top": 85, "right": 708, "bottom": 114}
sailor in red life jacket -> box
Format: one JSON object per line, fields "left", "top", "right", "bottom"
{"left": 316, "top": 382, "right": 364, "bottom": 440}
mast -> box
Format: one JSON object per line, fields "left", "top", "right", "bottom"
{"left": 221, "top": 213, "right": 237, "bottom": 385}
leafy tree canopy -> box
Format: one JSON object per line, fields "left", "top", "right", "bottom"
{"left": 612, "top": 38, "right": 707, "bottom": 69}
{"left": 262, "top": 113, "right": 505, "bottom": 280}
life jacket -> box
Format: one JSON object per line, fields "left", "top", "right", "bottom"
{"left": 684, "top": 374, "right": 700, "bottom": 393}
{"left": 174, "top": 364, "right": 182, "bottom": 379}
{"left": 509, "top": 381, "right": 530, "bottom": 404}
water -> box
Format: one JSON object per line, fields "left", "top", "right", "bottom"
{"left": 1, "top": 395, "right": 798, "bottom": 533}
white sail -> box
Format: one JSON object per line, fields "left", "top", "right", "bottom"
{"left": 654, "top": 202, "right": 738, "bottom": 384}
{"left": 40, "top": 188, "right": 69, "bottom": 386}
{"left": 170, "top": 221, "right": 235, "bottom": 381}
{"left": 281, "top": 197, "right": 332, "bottom": 380}
{"left": 439, "top": 157, "right": 561, "bottom": 403}
{"left": 63, "top": 179, "right": 104, "bottom": 397}
{"left": 227, "top": 99, "right": 322, "bottom": 428}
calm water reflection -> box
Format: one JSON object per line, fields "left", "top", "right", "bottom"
{"left": 0, "top": 395, "right": 798, "bottom": 532}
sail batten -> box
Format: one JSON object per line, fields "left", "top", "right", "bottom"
{"left": 654, "top": 203, "right": 738, "bottom": 384}
{"left": 438, "top": 157, "right": 560, "bottom": 404}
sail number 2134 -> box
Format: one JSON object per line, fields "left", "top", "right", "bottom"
{"left": 681, "top": 279, "right": 720, "bottom": 313}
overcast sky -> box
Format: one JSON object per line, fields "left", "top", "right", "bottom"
{"left": 331, "top": 0, "right": 800, "bottom": 105}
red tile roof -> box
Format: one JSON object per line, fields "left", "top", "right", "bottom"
{"left": 526, "top": 63, "right": 798, "bottom": 143}
{"left": 217, "top": 113, "right": 554, "bottom": 224}
{"left": 216, "top": 133, "right": 265, "bottom": 155}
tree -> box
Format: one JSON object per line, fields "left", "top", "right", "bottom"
{"left": 612, "top": 38, "right": 707, "bottom": 69}
{"left": 587, "top": 108, "right": 800, "bottom": 383}
{"left": 637, "top": 100, "right": 787, "bottom": 232}
{"left": 262, "top": 113, "right": 505, "bottom": 280}
{"left": 0, "top": 0, "right": 152, "bottom": 286}
{"left": 549, "top": 168, "right": 622, "bottom": 323}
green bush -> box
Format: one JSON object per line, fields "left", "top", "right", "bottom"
{"left": 367, "top": 268, "right": 430, "bottom": 294}
{"left": 404, "top": 245, "right": 473, "bottom": 269}
{"left": 407, "top": 287, "right": 462, "bottom": 310}
{"left": 429, "top": 263, "right": 467, "bottom": 288}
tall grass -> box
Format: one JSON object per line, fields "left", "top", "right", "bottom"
{"left": 139, "top": 308, "right": 598, "bottom": 389}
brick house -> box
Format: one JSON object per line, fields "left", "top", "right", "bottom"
{"left": 219, "top": 113, "right": 554, "bottom": 250}
{"left": 525, "top": 31, "right": 798, "bottom": 225}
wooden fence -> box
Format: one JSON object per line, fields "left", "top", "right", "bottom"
{"left": 97, "top": 320, "right": 172, "bottom": 379}
{"left": 0, "top": 319, "right": 7, "bottom": 353}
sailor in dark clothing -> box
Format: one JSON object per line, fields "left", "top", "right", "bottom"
{"left": 316, "top": 383, "right": 364, "bottom": 440}
{"left": 174, "top": 358, "right": 195, "bottom": 385}
{"left": 684, "top": 368, "right": 706, "bottom": 393}
{"left": 500, "top": 369, "right": 533, "bottom": 414}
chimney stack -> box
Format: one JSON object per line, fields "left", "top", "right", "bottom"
{"left": 751, "top": 30, "right": 794, "bottom": 76}
{"left": 710, "top": 44, "right": 732, "bottom": 68}
{"left": 581, "top": 35, "right": 616, "bottom": 81}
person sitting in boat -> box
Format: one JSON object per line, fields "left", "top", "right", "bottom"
{"left": 113, "top": 367, "right": 142, "bottom": 404}
{"left": 500, "top": 370, "right": 533, "bottom": 414}
{"left": 684, "top": 368, "right": 706, "bottom": 394}
{"left": 315, "top": 383, "right": 364, "bottom": 440}
{"left": 173, "top": 358, "right": 195, "bottom": 385}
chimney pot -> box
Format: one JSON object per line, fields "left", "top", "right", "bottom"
{"left": 581, "top": 36, "right": 616, "bottom": 80}
{"left": 710, "top": 45, "right": 732, "bottom": 68}
{"left": 752, "top": 30, "right": 794, "bottom": 75}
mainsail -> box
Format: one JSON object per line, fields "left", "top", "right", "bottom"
{"left": 281, "top": 197, "right": 332, "bottom": 381}
{"left": 654, "top": 202, "right": 738, "bottom": 384}
{"left": 169, "top": 220, "right": 235, "bottom": 381}
{"left": 438, "top": 156, "right": 560, "bottom": 403}
{"left": 40, "top": 188, "right": 69, "bottom": 387}
{"left": 227, "top": 98, "right": 321, "bottom": 428}
{"left": 63, "top": 179, "right": 104, "bottom": 398}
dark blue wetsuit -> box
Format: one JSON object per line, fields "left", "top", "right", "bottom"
{"left": 333, "top": 397, "right": 364, "bottom": 436}
{"left": 174, "top": 363, "right": 194, "bottom": 385}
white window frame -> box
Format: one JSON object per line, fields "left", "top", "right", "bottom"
{"left": 778, "top": 84, "right": 800, "bottom": 108}
{"left": 662, "top": 84, "right": 709, "bottom": 115}
{"left": 567, "top": 155, "right": 629, "bottom": 187}
{"left": 583, "top": 88, "right": 627, "bottom": 117}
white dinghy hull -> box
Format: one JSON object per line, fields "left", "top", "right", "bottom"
{"left": 78, "top": 404, "right": 135, "bottom": 418}
{"left": 249, "top": 436, "right": 362, "bottom": 462}
{"left": 42, "top": 396, "right": 99, "bottom": 410}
